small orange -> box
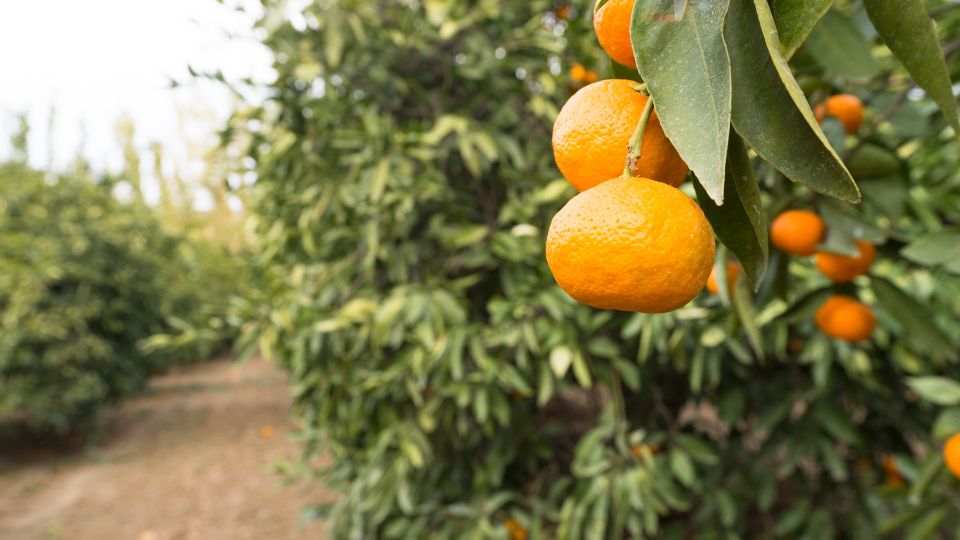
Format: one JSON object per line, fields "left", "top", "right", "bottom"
{"left": 504, "top": 518, "right": 528, "bottom": 540}
{"left": 881, "top": 455, "right": 905, "bottom": 486}
{"left": 553, "top": 79, "right": 688, "bottom": 191}
{"left": 815, "top": 296, "right": 876, "bottom": 342}
{"left": 814, "top": 94, "right": 864, "bottom": 135}
{"left": 706, "top": 261, "right": 741, "bottom": 295}
{"left": 594, "top": 0, "right": 636, "bottom": 68}
{"left": 555, "top": 5, "right": 572, "bottom": 20}
{"left": 584, "top": 70, "right": 599, "bottom": 83}
{"left": 630, "top": 443, "right": 662, "bottom": 459}
{"left": 546, "top": 176, "right": 715, "bottom": 313}
{"left": 944, "top": 433, "right": 960, "bottom": 478}
{"left": 815, "top": 241, "right": 876, "bottom": 283}
{"left": 770, "top": 210, "right": 825, "bottom": 256}
{"left": 570, "top": 63, "right": 587, "bottom": 82}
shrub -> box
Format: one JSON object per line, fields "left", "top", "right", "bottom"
{"left": 0, "top": 161, "right": 243, "bottom": 431}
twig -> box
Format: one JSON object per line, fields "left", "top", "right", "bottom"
{"left": 843, "top": 85, "right": 911, "bottom": 162}
{"left": 624, "top": 87, "right": 654, "bottom": 178}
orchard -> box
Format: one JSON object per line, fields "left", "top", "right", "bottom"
{"left": 226, "top": 0, "right": 960, "bottom": 538}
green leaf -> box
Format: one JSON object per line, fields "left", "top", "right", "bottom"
{"left": 669, "top": 450, "right": 697, "bottom": 488}
{"left": 906, "top": 377, "right": 960, "bottom": 406}
{"left": 631, "top": 0, "right": 732, "bottom": 203}
{"left": 549, "top": 346, "right": 573, "bottom": 378}
{"left": 725, "top": 0, "right": 859, "bottom": 202}
{"left": 732, "top": 276, "right": 763, "bottom": 357}
{"left": 901, "top": 229, "right": 960, "bottom": 270}
{"left": 778, "top": 286, "right": 832, "bottom": 323}
{"left": 863, "top": 0, "right": 960, "bottom": 136}
{"left": 770, "top": 0, "right": 832, "bottom": 60}
{"left": 904, "top": 505, "right": 949, "bottom": 540}
{"left": 907, "top": 455, "right": 943, "bottom": 505}
{"left": 846, "top": 143, "right": 903, "bottom": 180}
{"left": 804, "top": 10, "right": 879, "bottom": 78}
{"left": 819, "top": 197, "right": 888, "bottom": 244}
{"left": 872, "top": 277, "right": 957, "bottom": 361}
{"left": 933, "top": 408, "right": 960, "bottom": 440}
{"left": 693, "top": 132, "right": 768, "bottom": 289}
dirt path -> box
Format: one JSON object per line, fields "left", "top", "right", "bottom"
{"left": 0, "top": 357, "right": 334, "bottom": 540}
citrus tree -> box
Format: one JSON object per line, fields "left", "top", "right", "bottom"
{"left": 233, "top": 0, "right": 960, "bottom": 537}
{"left": 0, "top": 155, "right": 245, "bottom": 432}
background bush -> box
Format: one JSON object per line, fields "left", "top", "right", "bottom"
{"left": 0, "top": 159, "right": 245, "bottom": 432}
{"left": 232, "top": 0, "right": 960, "bottom": 537}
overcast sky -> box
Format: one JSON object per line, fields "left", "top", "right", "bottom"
{"left": 0, "top": 0, "right": 274, "bottom": 205}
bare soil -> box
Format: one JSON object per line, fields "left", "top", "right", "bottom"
{"left": 0, "top": 357, "right": 334, "bottom": 540}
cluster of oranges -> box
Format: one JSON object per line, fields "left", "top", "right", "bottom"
{"left": 545, "top": 2, "right": 712, "bottom": 314}
{"left": 769, "top": 209, "right": 876, "bottom": 342}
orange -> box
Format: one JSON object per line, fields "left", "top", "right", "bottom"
{"left": 881, "top": 455, "right": 904, "bottom": 486}
{"left": 815, "top": 241, "right": 876, "bottom": 283}
{"left": 630, "top": 443, "right": 662, "bottom": 459}
{"left": 814, "top": 94, "right": 864, "bottom": 134}
{"left": 555, "top": 5, "right": 572, "bottom": 20}
{"left": 815, "top": 296, "right": 876, "bottom": 342}
{"left": 504, "top": 518, "right": 528, "bottom": 540}
{"left": 584, "top": 70, "right": 599, "bottom": 84}
{"left": 570, "top": 63, "right": 587, "bottom": 82}
{"left": 594, "top": 0, "right": 636, "bottom": 68}
{"left": 546, "top": 176, "right": 715, "bottom": 313}
{"left": 770, "top": 210, "right": 825, "bottom": 256}
{"left": 944, "top": 433, "right": 960, "bottom": 478}
{"left": 553, "top": 79, "right": 688, "bottom": 191}
{"left": 706, "top": 261, "right": 741, "bottom": 295}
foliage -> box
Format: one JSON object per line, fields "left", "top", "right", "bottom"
{"left": 235, "top": 0, "right": 960, "bottom": 538}
{"left": 0, "top": 160, "right": 244, "bottom": 432}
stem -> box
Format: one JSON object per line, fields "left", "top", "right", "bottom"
{"left": 624, "top": 96, "right": 656, "bottom": 177}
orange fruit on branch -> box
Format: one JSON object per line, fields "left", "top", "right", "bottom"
{"left": 770, "top": 210, "right": 825, "bottom": 256}
{"left": 815, "top": 241, "right": 876, "bottom": 283}
{"left": 944, "top": 433, "right": 960, "bottom": 478}
{"left": 814, "top": 94, "right": 864, "bottom": 134}
{"left": 706, "top": 261, "right": 741, "bottom": 295}
{"left": 553, "top": 79, "right": 688, "bottom": 191}
{"left": 546, "top": 176, "right": 715, "bottom": 313}
{"left": 594, "top": 0, "right": 636, "bottom": 68}
{"left": 814, "top": 295, "right": 876, "bottom": 342}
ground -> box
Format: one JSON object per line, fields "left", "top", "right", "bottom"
{"left": 0, "top": 357, "right": 334, "bottom": 540}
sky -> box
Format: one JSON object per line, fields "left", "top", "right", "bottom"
{"left": 0, "top": 0, "right": 275, "bottom": 206}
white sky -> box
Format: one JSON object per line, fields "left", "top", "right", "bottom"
{"left": 0, "top": 0, "right": 274, "bottom": 207}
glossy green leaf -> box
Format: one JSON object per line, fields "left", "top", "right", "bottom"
{"left": 906, "top": 377, "right": 960, "bottom": 406}
{"left": 804, "top": 10, "right": 879, "bottom": 78}
{"left": 725, "top": 0, "right": 860, "bottom": 202}
{"left": 846, "top": 143, "right": 903, "bottom": 179}
{"left": 872, "top": 277, "right": 957, "bottom": 361}
{"left": 631, "top": 0, "right": 731, "bottom": 203}
{"left": 901, "top": 229, "right": 960, "bottom": 271}
{"left": 694, "top": 132, "right": 768, "bottom": 290}
{"left": 732, "top": 277, "right": 763, "bottom": 357}
{"left": 863, "top": 0, "right": 960, "bottom": 136}
{"left": 769, "top": 0, "right": 832, "bottom": 59}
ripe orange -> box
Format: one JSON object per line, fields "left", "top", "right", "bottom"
{"left": 546, "top": 176, "right": 715, "bottom": 313}
{"left": 594, "top": 0, "right": 636, "bottom": 68}
{"left": 504, "top": 518, "right": 528, "bottom": 540}
{"left": 944, "top": 433, "right": 960, "bottom": 478}
{"left": 570, "top": 63, "right": 587, "bottom": 82}
{"left": 706, "top": 261, "right": 741, "bottom": 295}
{"left": 770, "top": 210, "right": 825, "bottom": 256}
{"left": 814, "top": 94, "right": 864, "bottom": 134}
{"left": 881, "top": 455, "right": 905, "bottom": 486}
{"left": 553, "top": 79, "right": 688, "bottom": 191}
{"left": 815, "top": 241, "right": 876, "bottom": 283}
{"left": 815, "top": 296, "right": 876, "bottom": 342}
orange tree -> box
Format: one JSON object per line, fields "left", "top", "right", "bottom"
{"left": 233, "top": 0, "right": 960, "bottom": 537}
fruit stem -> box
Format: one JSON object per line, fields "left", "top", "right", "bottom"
{"left": 624, "top": 96, "right": 655, "bottom": 177}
